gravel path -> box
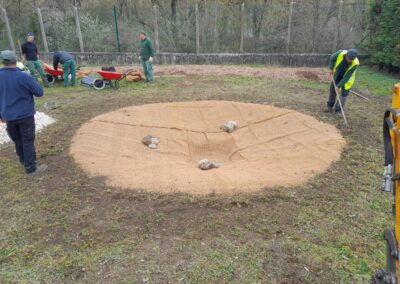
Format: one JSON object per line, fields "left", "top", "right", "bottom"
{"left": 0, "top": 112, "right": 55, "bottom": 145}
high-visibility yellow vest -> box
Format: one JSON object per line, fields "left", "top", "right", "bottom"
{"left": 333, "top": 50, "right": 360, "bottom": 90}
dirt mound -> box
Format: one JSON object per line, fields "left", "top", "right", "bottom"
{"left": 125, "top": 70, "right": 145, "bottom": 82}
{"left": 80, "top": 65, "right": 331, "bottom": 82}
{"left": 296, "top": 70, "right": 321, "bottom": 81}
{"left": 154, "top": 65, "right": 330, "bottom": 81}
{"left": 70, "top": 101, "right": 345, "bottom": 195}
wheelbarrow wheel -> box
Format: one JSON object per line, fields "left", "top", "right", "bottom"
{"left": 93, "top": 79, "right": 105, "bottom": 90}
{"left": 46, "top": 74, "right": 55, "bottom": 85}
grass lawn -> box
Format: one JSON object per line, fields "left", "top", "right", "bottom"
{"left": 0, "top": 66, "right": 399, "bottom": 283}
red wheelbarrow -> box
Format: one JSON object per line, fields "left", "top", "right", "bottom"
{"left": 44, "top": 66, "right": 64, "bottom": 85}
{"left": 95, "top": 69, "right": 133, "bottom": 89}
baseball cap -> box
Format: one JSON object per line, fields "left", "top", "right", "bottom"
{"left": 0, "top": 50, "right": 17, "bottom": 63}
{"left": 27, "top": 32, "right": 35, "bottom": 36}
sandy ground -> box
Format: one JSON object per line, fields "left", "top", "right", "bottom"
{"left": 70, "top": 101, "right": 345, "bottom": 195}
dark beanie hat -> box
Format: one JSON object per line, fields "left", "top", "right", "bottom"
{"left": 347, "top": 49, "right": 358, "bottom": 60}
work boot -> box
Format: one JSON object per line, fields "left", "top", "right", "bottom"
{"left": 323, "top": 106, "right": 333, "bottom": 112}
{"left": 27, "top": 164, "right": 48, "bottom": 177}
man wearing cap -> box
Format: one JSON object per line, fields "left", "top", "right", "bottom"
{"left": 53, "top": 51, "right": 77, "bottom": 87}
{"left": 0, "top": 50, "right": 48, "bottom": 176}
{"left": 138, "top": 32, "right": 155, "bottom": 82}
{"left": 21, "top": 32, "right": 49, "bottom": 86}
{"left": 324, "top": 49, "right": 360, "bottom": 115}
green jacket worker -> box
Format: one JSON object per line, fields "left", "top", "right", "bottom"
{"left": 0, "top": 50, "right": 47, "bottom": 176}
{"left": 324, "top": 49, "right": 359, "bottom": 115}
{"left": 138, "top": 32, "right": 155, "bottom": 82}
{"left": 53, "top": 51, "right": 77, "bottom": 87}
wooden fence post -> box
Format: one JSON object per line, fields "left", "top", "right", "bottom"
{"left": 153, "top": 5, "right": 160, "bottom": 53}
{"left": 334, "top": 0, "right": 344, "bottom": 51}
{"left": 286, "top": 0, "right": 294, "bottom": 54}
{"left": 195, "top": 4, "right": 200, "bottom": 54}
{"left": 213, "top": 2, "right": 219, "bottom": 52}
{"left": 73, "top": 6, "right": 84, "bottom": 52}
{"left": 37, "top": 8, "right": 49, "bottom": 52}
{"left": 1, "top": 8, "right": 15, "bottom": 51}
{"left": 240, "top": 2, "right": 245, "bottom": 53}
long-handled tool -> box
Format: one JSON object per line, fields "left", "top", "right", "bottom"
{"left": 17, "top": 39, "right": 24, "bottom": 63}
{"left": 332, "top": 79, "right": 348, "bottom": 127}
{"left": 350, "top": 90, "right": 370, "bottom": 101}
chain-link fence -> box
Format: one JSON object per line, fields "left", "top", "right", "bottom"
{"left": 0, "top": 0, "right": 368, "bottom": 54}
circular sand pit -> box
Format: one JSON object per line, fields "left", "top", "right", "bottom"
{"left": 70, "top": 101, "right": 345, "bottom": 195}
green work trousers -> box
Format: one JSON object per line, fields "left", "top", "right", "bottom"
{"left": 26, "top": 60, "right": 48, "bottom": 85}
{"left": 141, "top": 59, "right": 154, "bottom": 82}
{"left": 62, "top": 59, "right": 77, "bottom": 87}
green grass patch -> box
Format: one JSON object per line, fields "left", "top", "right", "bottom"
{"left": 0, "top": 67, "right": 397, "bottom": 283}
{"left": 186, "top": 239, "right": 266, "bottom": 284}
{"left": 354, "top": 66, "right": 399, "bottom": 96}
{"left": 0, "top": 238, "right": 142, "bottom": 282}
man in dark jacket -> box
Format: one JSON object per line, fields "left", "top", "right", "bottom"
{"left": 53, "top": 51, "right": 77, "bottom": 87}
{"left": 324, "top": 49, "right": 360, "bottom": 116}
{"left": 0, "top": 50, "right": 47, "bottom": 176}
{"left": 138, "top": 32, "right": 155, "bottom": 82}
{"left": 21, "top": 32, "right": 49, "bottom": 86}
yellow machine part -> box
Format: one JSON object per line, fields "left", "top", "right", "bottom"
{"left": 391, "top": 83, "right": 400, "bottom": 109}
{"left": 373, "top": 83, "right": 400, "bottom": 283}
{"left": 390, "top": 83, "right": 400, "bottom": 279}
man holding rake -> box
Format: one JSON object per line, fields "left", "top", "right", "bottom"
{"left": 324, "top": 49, "right": 360, "bottom": 117}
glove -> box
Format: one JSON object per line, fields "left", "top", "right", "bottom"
{"left": 149, "top": 57, "right": 153, "bottom": 63}
{"left": 138, "top": 56, "right": 141, "bottom": 60}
